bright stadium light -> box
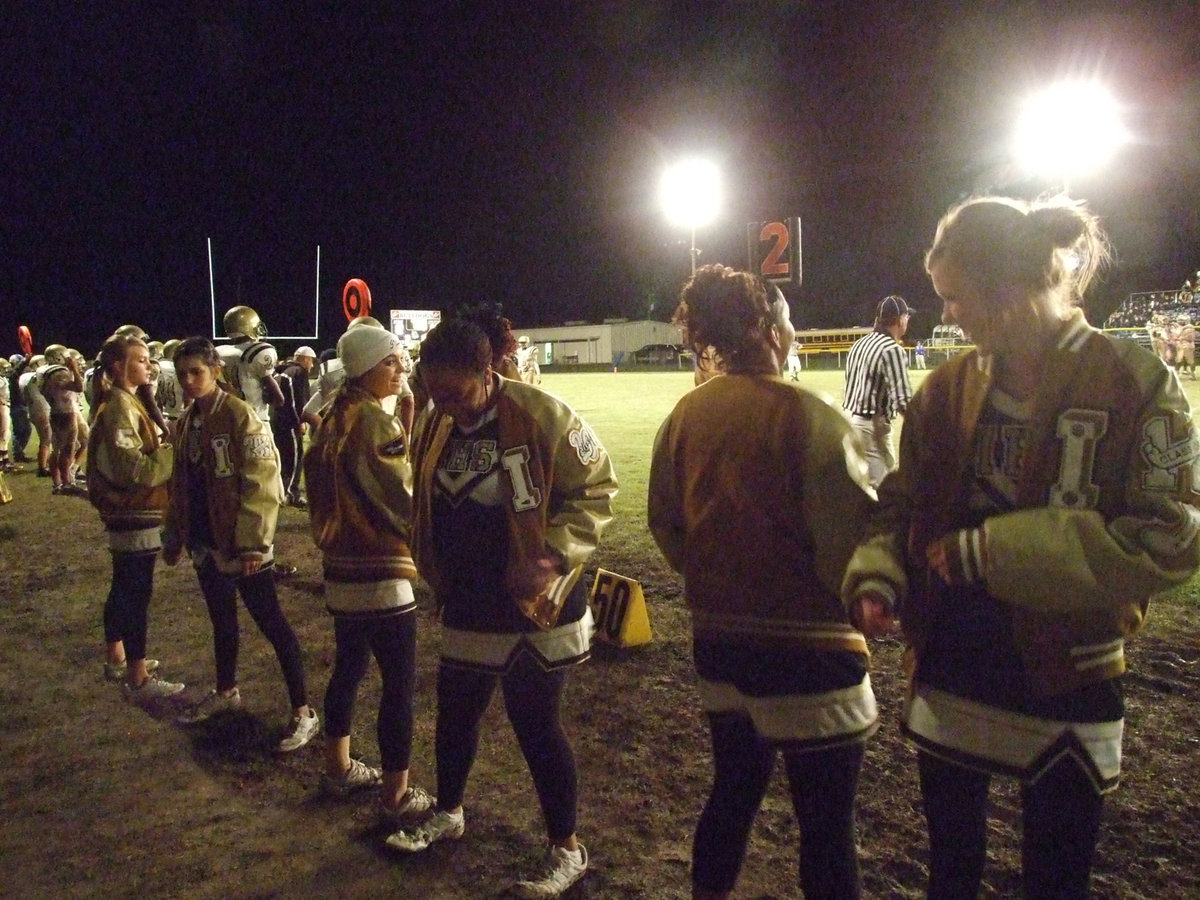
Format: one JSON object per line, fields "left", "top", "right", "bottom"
{"left": 660, "top": 159, "right": 722, "bottom": 275}
{"left": 1012, "top": 81, "right": 1129, "bottom": 190}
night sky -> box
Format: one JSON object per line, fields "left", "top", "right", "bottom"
{"left": 4, "top": 2, "right": 1199, "bottom": 356}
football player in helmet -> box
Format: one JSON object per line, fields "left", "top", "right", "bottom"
{"left": 223, "top": 305, "right": 269, "bottom": 341}
{"left": 113, "top": 324, "right": 149, "bottom": 342}
{"left": 43, "top": 343, "right": 70, "bottom": 366}
{"left": 515, "top": 335, "right": 542, "bottom": 385}
{"left": 155, "top": 338, "right": 187, "bottom": 435}
{"left": 41, "top": 345, "right": 87, "bottom": 494}
{"left": 21, "top": 354, "right": 52, "bottom": 476}
{"left": 218, "top": 306, "right": 293, "bottom": 577}
{"left": 218, "top": 305, "right": 283, "bottom": 419}
{"left": 0, "top": 356, "right": 13, "bottom": 471}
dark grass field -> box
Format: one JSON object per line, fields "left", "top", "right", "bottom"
{"left": 2, "top": 370, "right": 1199, "bottom": 898}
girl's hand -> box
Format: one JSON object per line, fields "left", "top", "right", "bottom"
{"left": 851, "top": 592, "right": 896, "bottom": 638}
{"left": 511, "top": 553, "right": 562, "bottom": 598}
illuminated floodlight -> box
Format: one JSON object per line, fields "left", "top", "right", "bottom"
{"left": 660, "top": 159, "right": 722, "bottom": 275}
{"left": 1012, "top": 81, "right": 1129, "bottom": 187}
{"left": 660, "top": 159, "right": 722, "bottom": 230}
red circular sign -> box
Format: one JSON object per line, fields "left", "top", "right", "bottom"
{"left": 342, "top": 278, "right": 372, "bottom": 322}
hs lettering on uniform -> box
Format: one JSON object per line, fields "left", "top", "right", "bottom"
{"left": 444, "top": 438, "right": 542, "bottom": 512}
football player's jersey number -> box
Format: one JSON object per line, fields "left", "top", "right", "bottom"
{"left": 591, "top": 571, "right": 630, "bottom": 643}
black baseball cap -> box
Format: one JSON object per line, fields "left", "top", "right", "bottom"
{"left": 877, "top": 295, "right": 915, "bottom": 324}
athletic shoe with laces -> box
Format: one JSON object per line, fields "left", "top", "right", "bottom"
{"left": 510, "top": 844, "right": 589, "bottom": 899}
{"left": 320, "top": 758, "right": 382, "bottom": 797}
{"left": 123, "top": 676, "right": 186, "bottom": 703}
{"left": 379, "top": 785, "right": 436, "bottom": 825}
{"left": 278, "top": 708, "right": 319, "bottom": 753}
{"left": 385, "top": 809, "right": 465, "bottom": 852}
{"left": 176, "top": 688, "right": 242, "bottom": 724}
{"left": 105, "top": 658, "right": 160, "bottom": 681}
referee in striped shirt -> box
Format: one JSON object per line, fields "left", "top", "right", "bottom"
{"left": 842, "top": 295, "right": 915, "bottom": 487}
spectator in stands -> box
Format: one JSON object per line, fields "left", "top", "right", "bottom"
{"left": 1173, "top": 313, "right": 1195, "bottom": 378}
{"left": 844, "top": 193, "right": 1200, "bottom": 899}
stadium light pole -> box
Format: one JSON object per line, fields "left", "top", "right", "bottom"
{"left": 660, "top": 159, "right": 722, "bottom": 276}
{"left": 1011, "top": 81, "right": 1129, "bottom": 193}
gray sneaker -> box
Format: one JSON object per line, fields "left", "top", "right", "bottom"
{"left": 123, "top": 676, "right": 185, "bottom": 703}
{"left": 379, "top": 786, "right": 436, "bottom": 825}
{"left": 511, "top": 844, "right": 589, "bottom": 899}
{"left": 385, "top": 809, "right": 465, "bottom": 852}
{"left": 277, "top": 708, "right": 319, "bottom": 753}
{"left": 177, "top": 688, "right": 242, "bottom": 724}
{"left": 320, "top": 758, "right": 382, "bottom": 797}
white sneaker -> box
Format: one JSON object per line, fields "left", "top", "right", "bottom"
{"left": 123, "top": 676, "right": 185, "bottom": 703}
{"left": 105, "top": 658, "right": 160, "bottom": 681}
{"left": 511, "top": 844, "right": 588, "bottom": 898}
{"left": 385, "top": 809, "right": 465, "bottom": 852}
{"left": 320, "top": 758, "right": 382, "bottom": 797}
{"left": 177, "top": 688, "right": 242, "bottom": 724}
{"left": 278, "top": 708, "right": 319, "bottom": 753}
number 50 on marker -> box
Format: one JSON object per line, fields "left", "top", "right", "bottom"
{"left": 747, "top": 217, "right": 801, "bottom": 286}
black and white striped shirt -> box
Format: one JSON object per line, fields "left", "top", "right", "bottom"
{"left": 842, "top": 330, "right": 913, "bottom": 420}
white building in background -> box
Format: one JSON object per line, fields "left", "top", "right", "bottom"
{"left": 513, "top": 319, "right": 684, "bottom": 366}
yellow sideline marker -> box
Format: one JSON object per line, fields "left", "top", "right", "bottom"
{"left": 589, "top": 568, "right": 652, "bottom": 648}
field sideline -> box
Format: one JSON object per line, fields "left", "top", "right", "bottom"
{"left": 3, "top": 364, "right": 1199, "bottom": 898}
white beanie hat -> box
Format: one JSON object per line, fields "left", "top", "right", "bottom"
{"left": 338, "top": 325, "right": 403, "bottom": 379}
{"left": 294, "top": 345, "right": 317, "bottom": 359}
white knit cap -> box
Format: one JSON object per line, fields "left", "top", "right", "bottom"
{"left": 294, "top": 345, "right": 317, "bottom": 359}
{"left": 337, "top": 326, "right": 403, "bottom": 379}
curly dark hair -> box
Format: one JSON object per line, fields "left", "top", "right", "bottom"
{"left": 673, "top": 265, "right": 777, "bottom": 372}
{"left": 419, "top": 318, "right": 493, "bottom": 373}
{"left": 456, "top": 302, "right": 519, "bottom": 361}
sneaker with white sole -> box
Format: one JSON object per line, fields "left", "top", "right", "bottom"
{"left": 278, "top": 708, "right": 320, "bottom": 753}
{"left": 385, "top": 809, "right": 465, "bottom": 852}
{"left": 511, "top": 844, "right": 589, "bottom": 899}
{"left": 105, "top": 658, "right": 160, "bottom": 682}
{"left": 379, "top": 785, "right": 436, "bottom": 825}
{"left": 123, "top": 676, "right": 185, "bottom": 703}
{"left": 320, "top": 758, "right": 382, "bottom": 797}
{"left": 177, "top": 688, "right": 242, "bottom": 724}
